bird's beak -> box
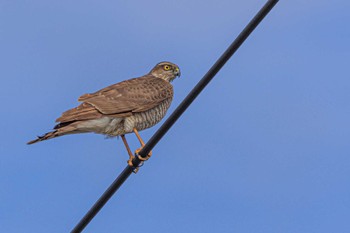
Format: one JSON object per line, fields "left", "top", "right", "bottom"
{"left": 174, "top": 67, "right": 181, "bottom": 77}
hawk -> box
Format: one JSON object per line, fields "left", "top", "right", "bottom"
{"left": 28, "top": 61, "right": 181, "bottom": 167}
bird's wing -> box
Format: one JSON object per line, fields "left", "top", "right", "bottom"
{"left": 54, "top": 102, "right": 105, "bottom": 125}
{"left": 56, "top": 75, "right": 173, "bottom": 123}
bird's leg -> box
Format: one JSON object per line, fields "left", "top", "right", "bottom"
{"left": 133, "top": 128, "right": 152, "bottom": 161}
{"left": 121, "top": 135, "right": 135, "bottom": 167}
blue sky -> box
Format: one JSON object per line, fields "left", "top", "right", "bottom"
{"left": 1, "top": 0, "right": 350, "bottom": 232}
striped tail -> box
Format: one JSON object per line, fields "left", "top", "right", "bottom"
{"left": 27, "top": 131, "right": 60, "bottom": 145}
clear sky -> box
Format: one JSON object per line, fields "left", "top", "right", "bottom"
{"left": 1, "top": 0, "right": 350, "bottom": 232}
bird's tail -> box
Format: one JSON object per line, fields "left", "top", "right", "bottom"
{"left": 27, "top": 121, "right": 81, "bottom": 145}
{"left": 27, "top": 130, "right": 61, "bottom": 145}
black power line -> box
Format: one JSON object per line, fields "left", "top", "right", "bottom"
{"left": 71, "top": 0, "right": 279, "bottom": 232}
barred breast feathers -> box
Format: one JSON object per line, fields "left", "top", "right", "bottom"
{"left": 123, "top": 97, "right": 173, "bottom": 133}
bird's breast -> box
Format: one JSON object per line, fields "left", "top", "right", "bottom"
{"left": 123, "top": 98, "right": 173, "bottom": 133}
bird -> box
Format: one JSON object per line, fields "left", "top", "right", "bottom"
{"left": 27, "top": 61, "right": 181, "bottom": 168}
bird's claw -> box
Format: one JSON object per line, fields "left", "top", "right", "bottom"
{"left": 125, "top": 148, "right": 151, "bottom": 174}
{"left": 127, "top": 158, "right": 134, "bottom": 167}
{"left": 127, "top": 157, "right": 141, "bottom": 173}
{"left": 127, "top": 148, "right": 151, "bottom": 174}
{"left": 135, "top": 148, "right": 152, "bottom": 161}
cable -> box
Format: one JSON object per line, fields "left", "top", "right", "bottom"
{"left": 71, "top": 1, "right": 279, "bottom": 232}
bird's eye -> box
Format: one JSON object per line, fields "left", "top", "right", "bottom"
{"left": 164, "top": 65, "right": 171, "bottom": 71}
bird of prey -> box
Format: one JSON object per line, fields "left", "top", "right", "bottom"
{"left": 28, "top": 61, "right": 181, "bottom": 167}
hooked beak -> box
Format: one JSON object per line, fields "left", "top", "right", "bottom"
{"left": 174, "top": 67, "right": 181, "bottom": 77}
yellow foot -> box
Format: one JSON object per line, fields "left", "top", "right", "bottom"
{"left": 135, "top": 148, "right": 152, "bottom": 161}
{"left": 127, "top": 158, "right": 140, "bottom": 173}
{"left": 127, "top": 158, "right": 134, "bottom": 167}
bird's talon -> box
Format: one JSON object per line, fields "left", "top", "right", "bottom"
{"left": 135, "top": 148, "right": 152, "bottom": 161}
{"left": 127, "top": 158, "right": 141, "bottom": 173}
{"left": 127, "top": 158, "right": 134, "bottom": 167}
{"left": 137, "top": 154, "right": 150, "bottom": 161}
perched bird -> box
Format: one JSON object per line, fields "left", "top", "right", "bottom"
{"left": 28, "top": 61, "right": 181, "bottom": 167}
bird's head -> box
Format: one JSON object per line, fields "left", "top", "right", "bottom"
{"left": 149, "top": 61, "right": 181, "bottom": 82}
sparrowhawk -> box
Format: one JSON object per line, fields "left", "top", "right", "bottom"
{"left": 27, "top": 61, "right": 181, "bottom": 167}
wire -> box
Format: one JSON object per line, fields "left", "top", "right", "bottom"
{"left": 71, "top": 0, "right": 279, "bottom": 232}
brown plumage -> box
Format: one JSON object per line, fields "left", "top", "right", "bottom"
{"left": 27, "top": 62, "right": 181, "bottom": 150}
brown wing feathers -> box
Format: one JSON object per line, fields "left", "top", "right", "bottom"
{"left": 55, "top": 102, "right": 103, "bottom": 124}
{"left": 74, "top": 75, "right": 173, "bottom": 116}
{"left": 27, "top": 74, "right": 173, "bottom": 145}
